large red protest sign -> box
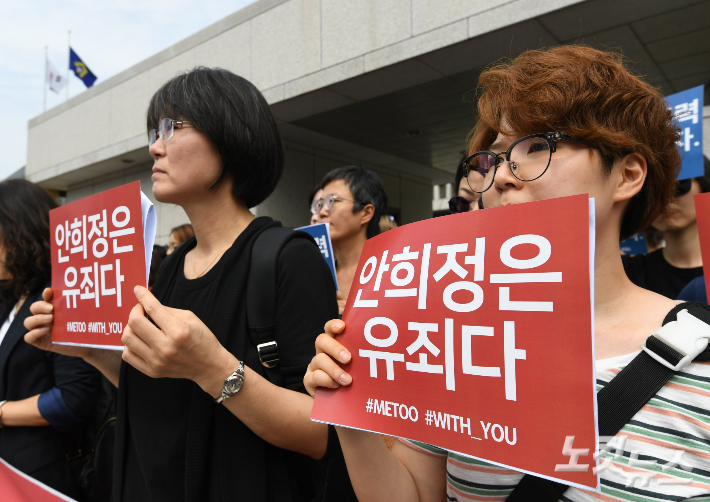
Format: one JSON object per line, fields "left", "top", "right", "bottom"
{"left": 695, "top": 192, "right": 710, "bottom": 301}
{"left": 0, "top": 456, "right": 76, "bottom": 502}
{"left": 50, "top": 181, "right": 156, "bottom": 349}
{"left": 311, "top": 194, "right": 599, "bottom": 490}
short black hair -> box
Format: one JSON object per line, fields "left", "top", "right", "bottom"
{"left": 0, "top": 180, "right": 57, "bottom": 307}
{"left": 320, "top": 166, "right": 388, "bottom": 239}
{"left": 147, "top": 67, "right": 283, "bottom": 208}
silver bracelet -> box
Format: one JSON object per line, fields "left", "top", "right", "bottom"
{"left": 0, "top": 400, "right": 7, "bottom": 428}
{"left": 215, "top": 361, "right": 245, "bottom": 404}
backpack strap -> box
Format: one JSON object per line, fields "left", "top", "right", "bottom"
{"left": 246, "top": 227, "right": 318, "bottom": 387}
{"left": 506, "top": 301, "right": 710, "bottom": 502}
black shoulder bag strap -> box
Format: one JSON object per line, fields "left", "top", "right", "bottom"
{"left": 246, "top": 227, "right": 318, "bottom": 387}
{"left": 507, "top": 301, "right": 710, "bottom": 502}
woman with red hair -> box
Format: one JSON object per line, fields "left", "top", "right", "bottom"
{"left": 304, "top": 45, "right": 709, "bottom": 501}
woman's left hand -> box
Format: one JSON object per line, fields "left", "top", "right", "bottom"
{"left": 122, "top": 286, "right": 236, "bottom": 398}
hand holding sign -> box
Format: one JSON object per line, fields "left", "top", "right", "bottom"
{"left": 305, "top": 319, "right": 352, "bottom": 395}
{"left": 24, "top": 288, "right": 92, "bottom": 360}
{"left": 310, "top": 195, "right": 598, "bottom": 490}
{"left": 122, "top": 286, "right": 237, "bottom": 398}
{"left": 50, "top": 181, "right": 156, "bottom": 349}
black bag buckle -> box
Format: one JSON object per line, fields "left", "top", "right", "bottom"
{"left": 257, "top": 341, "right": 279, "bottom": 368}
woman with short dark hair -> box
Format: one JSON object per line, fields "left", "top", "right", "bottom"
{"left": 25, "top": 67, "right": 337, "bottom": 501}
{"left": 0, "top": 179, "right": 99, "bottom": 498}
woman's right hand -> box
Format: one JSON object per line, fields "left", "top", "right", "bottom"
{"left": 23, "top": 288, "right": 92, "bottom": 360}
{"left": 305, "top": 319, "right": 354, "bottom": 396}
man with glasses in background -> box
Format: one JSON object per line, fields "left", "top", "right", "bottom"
{"left": 311, "top": 166, "right": 387, "bottom": 316}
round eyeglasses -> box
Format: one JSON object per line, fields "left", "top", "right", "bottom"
{"left": 148, "top": 118, "right": 192, "bottom": 146}
{"left": 463, "top": 132, "right": 596, "bottom": 193}
{"left": 310, "top": 193, "right": 363, "bottom": 215}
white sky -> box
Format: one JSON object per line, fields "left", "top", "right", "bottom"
{"left": 0, "top": 0, "right": 257, "bottom": 181}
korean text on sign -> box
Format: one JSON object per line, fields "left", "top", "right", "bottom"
{"left": 667, "top": 85, "right": 704, "bottom": 180}
{"left": 311, "top": 194, "right": 598, "bottom": 490}
{"left": 50, "top": 181, "right": 155, "bottom": 349}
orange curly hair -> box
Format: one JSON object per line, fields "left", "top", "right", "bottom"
{"left": 468, "top": 45, "right": 681, "bottom": 240}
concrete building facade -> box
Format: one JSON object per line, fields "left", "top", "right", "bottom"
{"left": 25, "top": 0, "right": 710, "bottom": 243}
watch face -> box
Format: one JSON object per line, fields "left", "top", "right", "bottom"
{"left": 225, "top": 376, "right": 243, "bottom": 394}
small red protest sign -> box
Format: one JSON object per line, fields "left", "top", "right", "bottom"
{"left": 50, "top": 181, "right": 156, "bottom": 349}
{"left": 311, "top": 194, "right": 599, "bottom": 490}
{"left": 0, "top": 456, "right": 77, "bottom": 502}
{"left": 695, "top": 192, "right": 710, "bottom": 302}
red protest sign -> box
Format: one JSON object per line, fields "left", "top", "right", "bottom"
{"left": 50, "top": 181, "right": 156, "bottom": 349}
{"left": 695, "top": 192, "right": 710, "bottom": 301}
{"left": 0, "top": 457, "right": 77, "bottom": 502}
{"left": 311, "top": 194, "right": 598, "bottom": 490}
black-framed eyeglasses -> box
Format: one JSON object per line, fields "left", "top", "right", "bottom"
{"left": 310, "top": 193, "right": 364, "bottom": 215}
{"left": 448, "top": 196, "right": 480, "bottom": 214}
{"left": 148, "top": 118, "right": 192, "bottom": 146}
{"left": 463, "top": 132, "right": 597, "bottom": 193}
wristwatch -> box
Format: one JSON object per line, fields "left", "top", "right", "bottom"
{"left": 215, "top": 361, "right": 245, "bottom": 404}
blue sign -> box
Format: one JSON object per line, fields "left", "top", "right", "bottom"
{"left": 620, "top": 233, "right": 648, "bottom": 256}
{"left": 296, "top": 222, "right": 339, "bottom": 290}
{"left": 666, "top": 85, "right": 704, "bottom": 180}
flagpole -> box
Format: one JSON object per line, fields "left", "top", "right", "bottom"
{"left": 66, "top": 30, "right": 71, "bottom": 101}
{"left": 43, "top": 46, "right": 48, "bottom": 113}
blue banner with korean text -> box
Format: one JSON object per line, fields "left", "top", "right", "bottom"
{"left": 667, "top": 85, "right": 704, "bottom": 180}
{"left": 619, "top": 233, "right": 648, "bottom": 256}
{"left": 296, "top": 222, "right": 339, "bottom": 290}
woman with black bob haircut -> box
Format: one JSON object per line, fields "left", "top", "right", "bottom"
{"left": 0, "top": 179, "right": 99, "bottom": 498}
{"left": 146, "top": 66, "right": 283, "bottom": 208}
{"left": 25, "top": 67, "right": 338, "bottom": 501}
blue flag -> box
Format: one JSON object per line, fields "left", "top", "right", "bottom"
{"left": 69, "top": 48, "right": 97, "bottom": 88}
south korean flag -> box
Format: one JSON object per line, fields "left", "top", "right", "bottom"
{"left": 47, "top": 59, "right": 66, "bottom": 93}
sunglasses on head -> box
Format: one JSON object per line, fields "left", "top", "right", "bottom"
{"left": 675, "top": 179, "right": 692, "bottom": 197}
{"left": 448, "top": 196, "right": 483, "bottom": 214}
